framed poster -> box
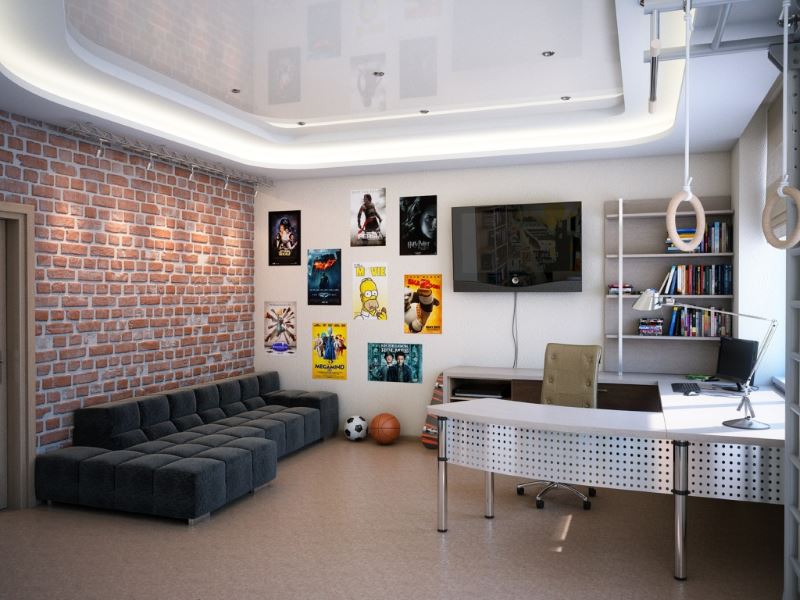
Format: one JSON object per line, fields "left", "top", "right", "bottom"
{"left": 367, "top": 342, "right": 422, "bottom": 383}
{"left": 312, "top": 322, "right": 347, "bottom": 379}
{"left": 350, "top": 188, "right": 386, "bottom": 246}
{"left": 308, "top": 249, "right": 342, "bottom": 305}
{"left": 353, "top": 262, "right": 388, "bottom": 320}
{"left": 264, "top": 301, "right": 297, "bottom": 355}
{"left": 268, "top": 210, "right": 301, "bottom": 266}
{"left": 399, "top": 195, "right": 437, "bottom": 255}
{"left": 403, "top": 273, "right": 442, "bottom": 334}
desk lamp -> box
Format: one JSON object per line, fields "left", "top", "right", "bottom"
{"left": 633, "top": 288, "right": 778, "bottom": 430}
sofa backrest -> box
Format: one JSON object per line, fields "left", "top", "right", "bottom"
{"left": 72, "top": 372, "right": 280, "bottom": 449}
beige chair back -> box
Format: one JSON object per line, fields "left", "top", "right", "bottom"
{"left": 540, "top": 343, "right": 602, "bottom": 409}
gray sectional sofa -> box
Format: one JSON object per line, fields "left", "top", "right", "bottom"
{"left": 35, "top": 372, "right": 338, "bottom": 522}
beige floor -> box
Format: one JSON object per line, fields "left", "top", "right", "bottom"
{"left": 0, "top": 438, "right": 783, "bottom": 600}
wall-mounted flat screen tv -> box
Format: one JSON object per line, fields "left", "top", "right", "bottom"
{"left": 452, "top": 201, "right": 582, "bottom": 292}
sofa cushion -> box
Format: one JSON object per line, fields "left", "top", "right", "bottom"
{"left": 173, "top": 414, "right": 204, "bottom": 431}
{"left": 195, "top": 385, "right": 225, "bottom": 423}
{"left": 110, "top": 429, "right": 149, "bottom": 450}
{"left": 73, "top": 402, "right": 141, "bottom": 449}
{"left": 127, "top": 440, "right": 174, "bottom": 454}
{"left": 243, "top": 397, "right": 267, "bottom": 410}
{"left": 187, "top": 424, "right": 227, "bottom": 436}
{"left": 284, "top": 406, "right": 321, "bottom": 444}
{"left": 35, "top": 446, "right": 108, "bottom": 504}
{"left": 196, "top": 446, "right": 253, "bottom": 501}
{"left": 152, "top": 458, "right": 227, "bottom": 520}
{"left": 222, "top": 437, "right": 277, "bottom": 489}
{"left": 267, "top": 413, "right": 304, "bottom": 454}
{"left": 215, "top": 417, "right": 248, "bottom": 427}
{"left": 78, "top": 450, "right": 143, "bottom": 509}
{"left": 239, "top": 376, "right": 260, "bottom": 403}
{"left": 257, "top": 372, "right": 280, "bottom": 396}
{"left": 115, "top": 454, "right": 183, "bottom": 514}
{"left": 241, "top": 418, "right": 286, "bottom": 457}
{"left": 191, "top": 434, "right": 239, "bottom": 448}
{"left": 161, "top": 444, "right": 210, "bottom": 458}
{"left": 167, "top": 390, "right": 197, "bottom": 417}
{"left": 159, "top": 432, "right": 203, "bottom": 445}
{"left": 218, "top": 380, "right": 246, "bottom": 416}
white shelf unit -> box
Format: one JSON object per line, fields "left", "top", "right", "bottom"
{"left": 604, "top": 197, "right": 734, "bottom": 375}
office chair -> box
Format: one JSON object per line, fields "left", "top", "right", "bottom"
{"left": 516, "top": 343, "right": 603, "bottom": 510}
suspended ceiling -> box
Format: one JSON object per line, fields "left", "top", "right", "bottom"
{"left": 0, "top": 0, "right": 786, "bottom": 178}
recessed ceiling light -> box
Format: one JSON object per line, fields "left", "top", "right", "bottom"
{"left": 561, "top": 96, "right": 571, "bottom": 101}
{"left": 420, "top": 109, "right": 430, "bottom": 114}
{"left": 542, "top": 51, "right": 555, "bottom": 57}
{"left": 297, "top": 121, "right": 306, "bottom": 126}
{"left": 373, "top": 71, "right": 384, "bottom": 77}
{"left": 231, "top": 88, "right": 241, "bottom": 94}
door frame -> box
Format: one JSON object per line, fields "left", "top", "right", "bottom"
{"left": 0, "top": 202, "right": 35, "bottom": 508}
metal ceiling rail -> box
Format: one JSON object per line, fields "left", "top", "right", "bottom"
{"left": 644, "top": 35, "right": 784, "bottom": 61}
{"left": 642, "top": 0, "right": 750, "bottom": 14}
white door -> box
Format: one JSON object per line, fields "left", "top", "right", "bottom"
{"left": 0, "top": 220, "right": 7, "bottom": 510}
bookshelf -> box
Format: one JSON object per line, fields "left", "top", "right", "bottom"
{"left": 604, "top": 197, "right": 734, "bottom": 375}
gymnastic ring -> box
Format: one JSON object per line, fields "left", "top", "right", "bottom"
{"left": 666, "top": 190, "right": 706, "bottom": 252}
{"left": 762, "top": 186, "right": 800, "bottom": 249}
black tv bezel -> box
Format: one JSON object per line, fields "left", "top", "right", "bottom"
{"left": 451, "top": 201, "right": 582, "bottom": 293}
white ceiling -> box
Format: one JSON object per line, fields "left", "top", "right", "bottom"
{"left": 0, "top": 0, "right": 786, "bottom": 179}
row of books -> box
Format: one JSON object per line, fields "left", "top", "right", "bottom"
{"left": 661, "top": 264, "right": 733, "bottom": 296}
{"left": 608, "top": 283, "right": 633, "bottom": 295}
{"left": 638, "top": 318, "right": 663, "bottom": 336}
{"left": 664, "top": 306, "right": 732, "bottom": 337}
{"left": 665, "top": 221, "right": 732, "bottom": 253}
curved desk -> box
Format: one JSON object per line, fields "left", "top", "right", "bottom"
{"left": 428, "top": 373, "right": 784, "bottom": 581}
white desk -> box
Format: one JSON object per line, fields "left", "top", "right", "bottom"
{"left": 428, "top": 373, "right": 784, "bottom": 581}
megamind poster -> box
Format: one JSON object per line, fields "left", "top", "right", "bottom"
{"left": 399, "top": 195, "right": 437, "bottom": 255}
{"left": 268, "top": 210, "right": 301, "bottom": 266}
{"left": 307, "top": 249, "right": 341, "bottom": 305}
{"left": 312, "top": 322, "right": 347, "bottom": 380}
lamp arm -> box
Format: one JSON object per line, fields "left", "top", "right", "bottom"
{"left": 663, "top": 299, "right": 776, "bottom": 323}
{"left": 743, "top": 319, "right": 779, "bottom": 388}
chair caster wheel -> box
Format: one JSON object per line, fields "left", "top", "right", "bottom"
{"left": 535, "top": 499, "right": 544, "bottom": 509}
{"left": 516, "top": 486, "right": 524, "bottom": 496}
{"left": 583, "top": 500, "right": 591, "bottom": 510}
{"left": 588, "top": 487, "right": 597, "bottom": 497}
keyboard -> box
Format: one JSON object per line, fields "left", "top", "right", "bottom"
{"left": 671, "top": 382, "right": 701, "bottom": 394}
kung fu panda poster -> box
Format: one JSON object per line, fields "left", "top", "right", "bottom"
{"left": 403, "top": 274, "right": 442, "bottom": 334}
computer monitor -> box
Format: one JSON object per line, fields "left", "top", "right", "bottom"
{"left": 715, "top": 336, "right": 759, "bottom": 390}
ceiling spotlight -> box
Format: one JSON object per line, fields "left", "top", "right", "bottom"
{"left": 561, "top": 96, "right": 571, "bottom": 101}
{"left": 189, "top": 165, "right": 195, "bottom": 181}
{"left": 297, "top": 121, "right": 306, "bottom": 126}
{"left": 373, "top": 71, "right": 384, "bottom": 77}
{"left": 420, "top": 109, "right": 430, "bottom": 114}
{"left": 146, "top": 153, "right": 154, "bottom": 171}
{"left": 224, "top": 176, "right": 230, "bottom": 190}
{"left": 542, "top": 51, "right": 555, "bottom": 57}
{"left": 231, "top": 88, "right": 241, "bottom": 94}
{"left": 96, "top": 141, "right": 104, "bottom": 157}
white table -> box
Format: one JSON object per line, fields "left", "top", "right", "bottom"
{"left": 428, "top": 377, "right": 784, "bottom": 581}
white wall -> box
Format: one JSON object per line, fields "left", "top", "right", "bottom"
{"left": 254, "top": 152, "right": 731, "bottom": 435}
{"left": 732, "top": 102, "right": 786, "bottom": 385}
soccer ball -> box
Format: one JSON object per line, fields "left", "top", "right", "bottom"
{"left": 344, "top": 416, "right": 368, "bottom": 441}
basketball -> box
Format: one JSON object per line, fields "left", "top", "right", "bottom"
{"left": 369, "top": 413, "right": 401, "bottom": 445}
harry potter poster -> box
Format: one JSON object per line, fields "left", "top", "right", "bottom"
{"left": 399, "top": 195, "right": 436, "bottom": 255}
{"left": 307, "top": 249, "right": 341, "bottom": 305}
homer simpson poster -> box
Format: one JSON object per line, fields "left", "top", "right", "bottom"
{"left": 403, "top": 273, "right": 442, "bottom": 334}
{"left": 353, "top": 262, "right": 388, "bottom": 320}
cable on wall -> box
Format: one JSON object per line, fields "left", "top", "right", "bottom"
{"left": 665, "top": 0, "right": 706, "bottom": 252}
{"left": 762, "top": 0, "right": 800, "bottom": 249}
{"left": 64, "top": 121, "right": 274, "bottom": 190}
{"left": 511, "top": 292, "right": 519, "bottom": 368}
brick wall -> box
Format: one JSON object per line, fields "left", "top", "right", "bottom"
{"left": 0, "top": 111, "right": 256, "bottom": 452}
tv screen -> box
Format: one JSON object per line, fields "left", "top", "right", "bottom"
{"left": 451, "top": 201, "right": 582, "bottom": 292}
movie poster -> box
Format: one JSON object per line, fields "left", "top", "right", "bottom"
{"left": 350, "top": 188, "right": 386, "bottom": 246}
{"left": 352, "top": 262, "right": 388, "bottom": 320}
{"left": 312, "top": 322, "right": 347, "bottom": 380}
{"left": 403, "top": 274, "right": 442, "bottom": 334}
{"left": 399, "top": 195, "right": 437, "bottom": 255}
{"left": 268, "top": 210, "right": 301, "bottom": 266}
{"left": 307, "top": 249, "right": 341, "bottom": 305}
{"left": 264, "top": 301, "right": 297, "bottom": 355}
{"left": 367, "top": 342, "right": 422, "bottom": 383}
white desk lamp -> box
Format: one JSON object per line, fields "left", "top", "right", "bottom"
{"left": 633, "top": 288, "right": 778, "bottom": 430}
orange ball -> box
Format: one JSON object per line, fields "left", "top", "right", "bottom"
{"left": 369, "top": 413, "right": 401, "bottom": 445}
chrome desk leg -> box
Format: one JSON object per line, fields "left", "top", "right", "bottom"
{"left": 437, "top": 416, "right": 448, "bottom": 533}
{"left": 673, "top": 440, "right": 689, "bottom": 581}
{"left": 485, "top": 471, "right": 494, "bottom": 519}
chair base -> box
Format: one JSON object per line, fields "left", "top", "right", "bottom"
{"left": 516, "top": 480, "right": 595, "bottom": 510}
